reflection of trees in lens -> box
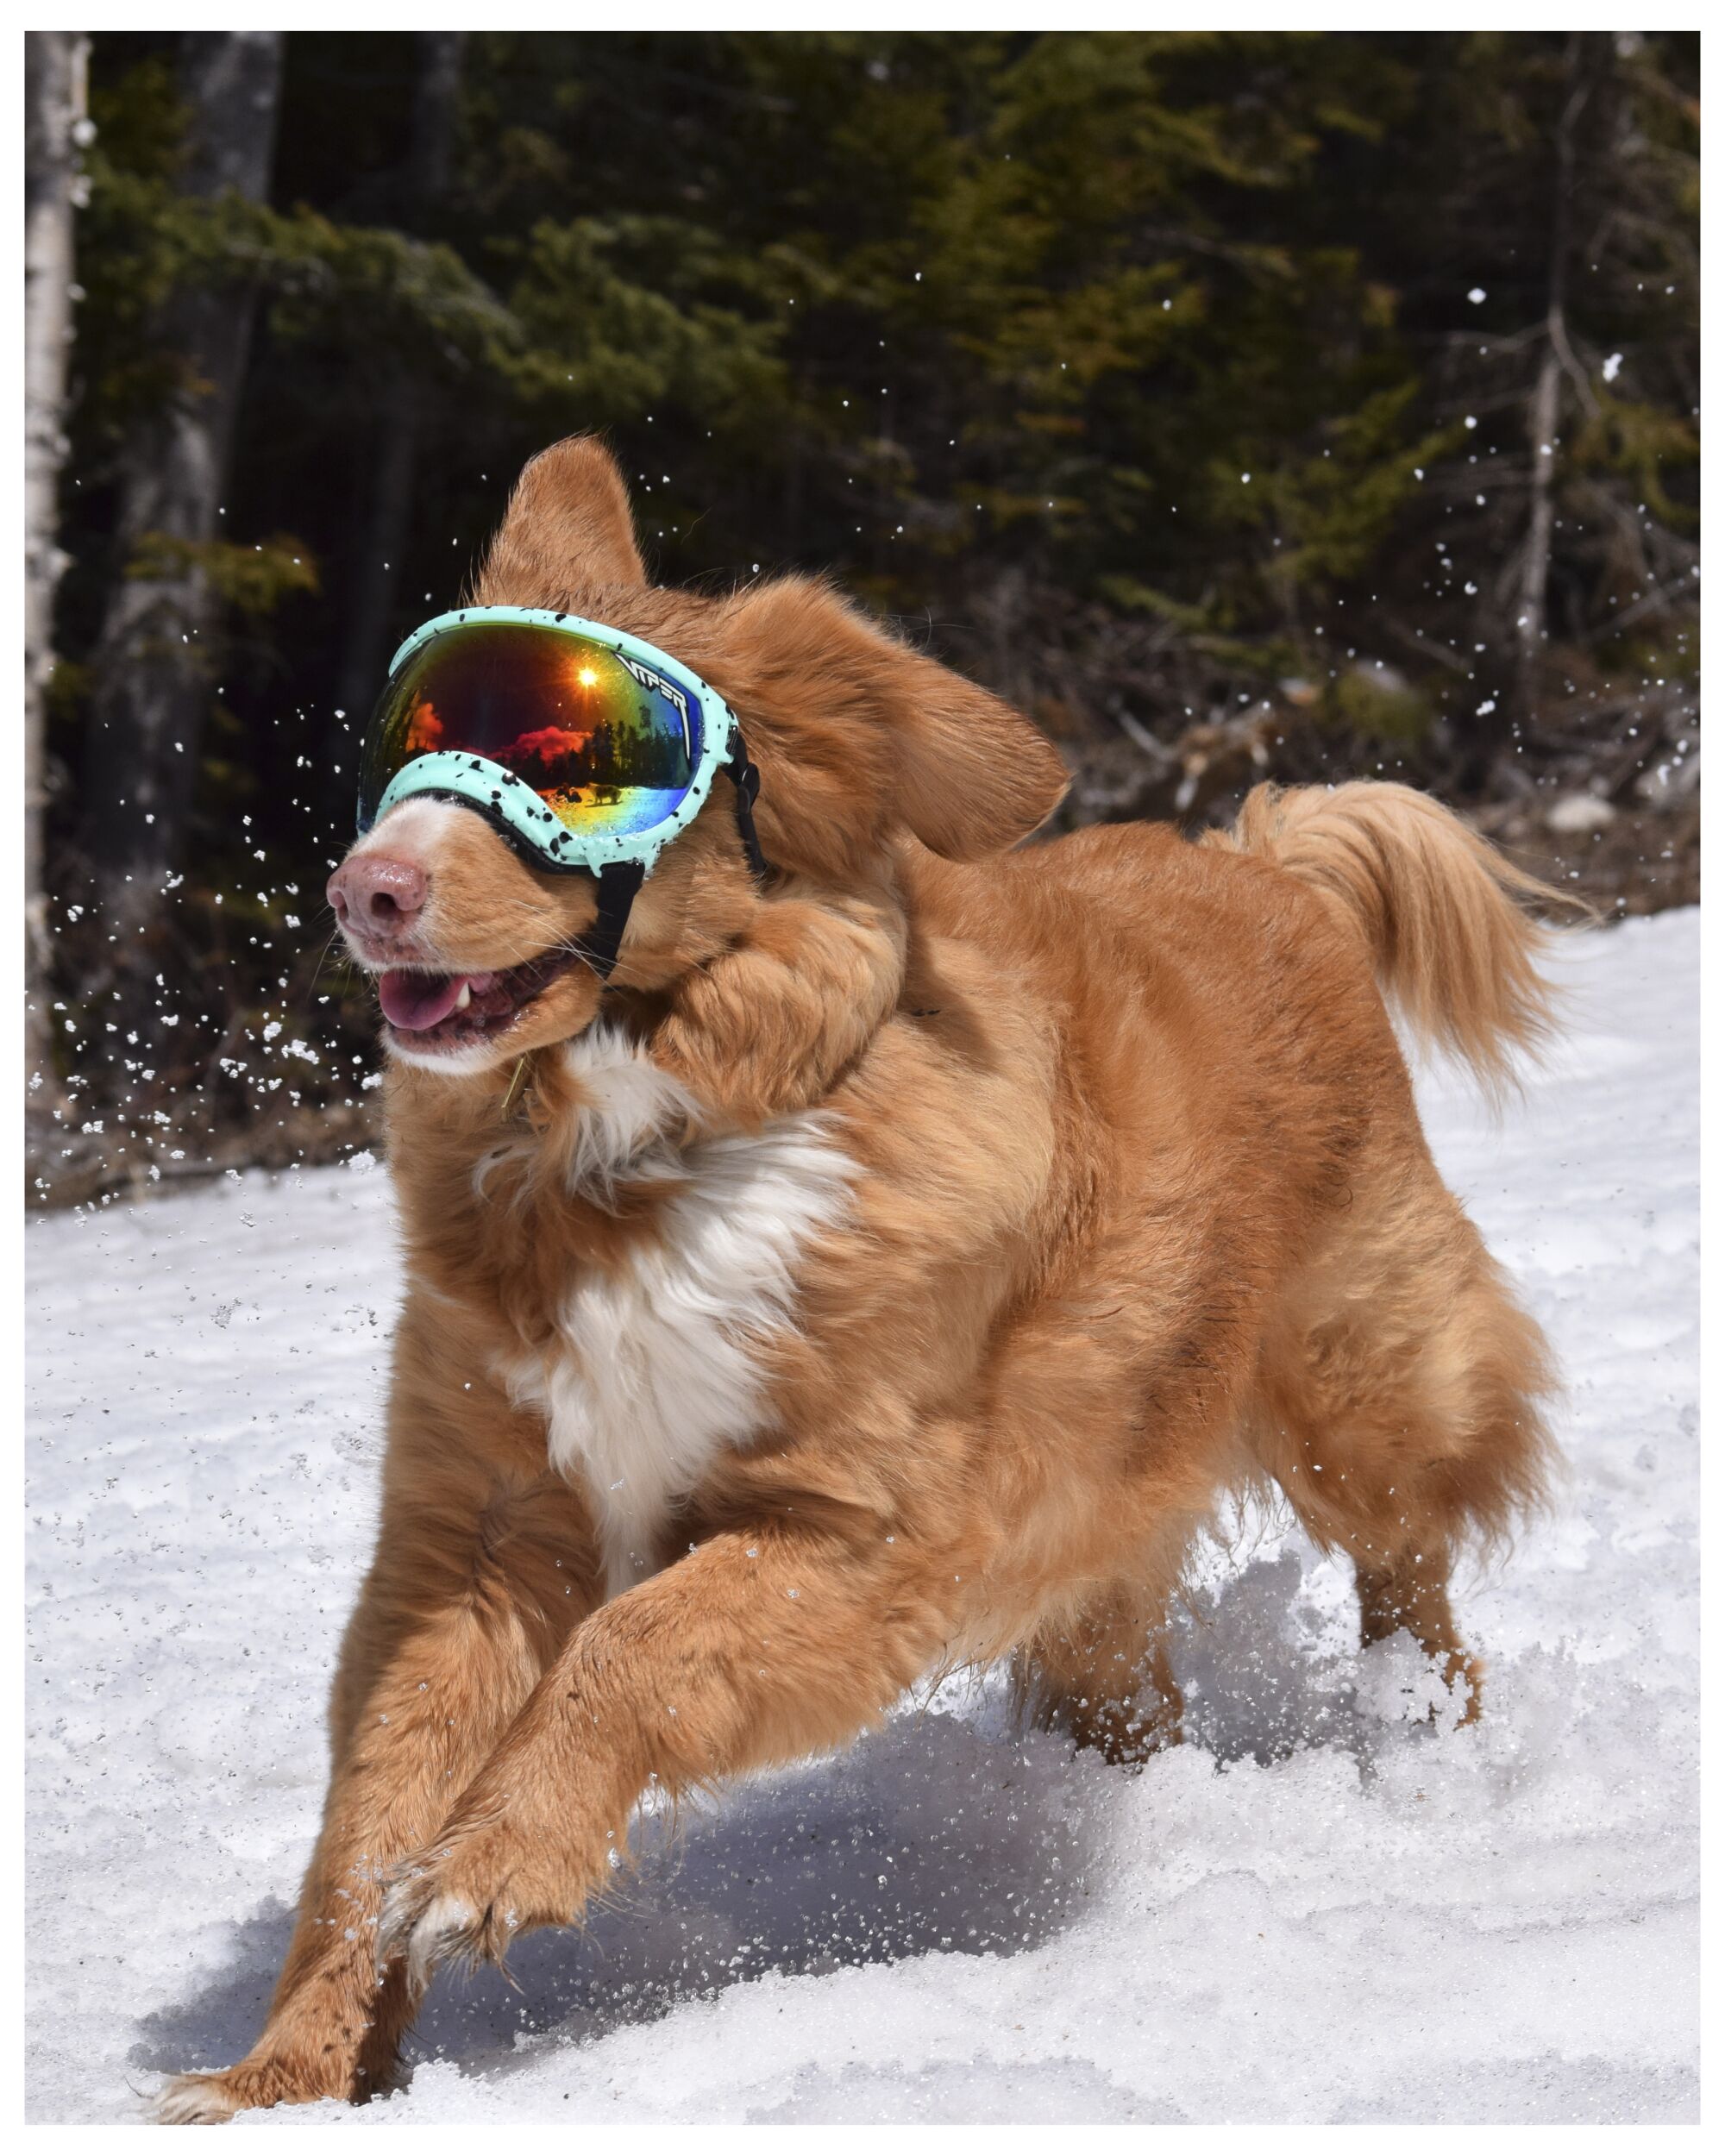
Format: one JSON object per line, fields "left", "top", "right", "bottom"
{"left": 585, "top": 694, "right": 688, "bottom": 788}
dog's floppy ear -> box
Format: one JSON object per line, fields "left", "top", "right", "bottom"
{"left": 716, "top": 576, "right": 1068, "bottom": 873}
{"left": 473, "top": 434, "right": 648, "bottom": 605}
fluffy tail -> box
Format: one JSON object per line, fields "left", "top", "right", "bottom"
{"left": 1206, "top": 780, "right": 1589, "bottom": 1094}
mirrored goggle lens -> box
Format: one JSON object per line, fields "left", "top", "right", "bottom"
{"left": 359, "top": 622, "right": 703, "bottom": 841}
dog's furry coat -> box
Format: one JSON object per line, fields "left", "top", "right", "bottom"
{"left": 161, "top": 439, "right": 1565, "bottom": 2122}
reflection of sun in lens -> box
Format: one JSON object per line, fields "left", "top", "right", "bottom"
{"left": 578, "top": 666, "right": 599, "bottom": 686}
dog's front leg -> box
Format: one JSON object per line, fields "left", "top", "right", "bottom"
{"left": 157, "top": 1480, "right": 590, "bottom": 2124}
{"left": 378, "top": 1521, "right": 952, "bottom": 1983}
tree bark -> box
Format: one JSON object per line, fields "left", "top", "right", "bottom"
{"left": 333, "top": 33, "right": 467, "bottom": 741}
{"left": 25, "top": 32, "right": 89, "bottom": 1125}
{"left": 82, "top": 31, "right": 283, "bottom": 955}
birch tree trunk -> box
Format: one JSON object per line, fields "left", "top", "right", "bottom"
{"left": 333, "top": 32, "right": 467, "bottom": 739}
{"left": 82, "top": 31, "right": 283, "bottom": 958}
{"left": 25, "top": 32, "right": 88, "bottom": 1121}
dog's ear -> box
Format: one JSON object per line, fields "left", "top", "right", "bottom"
{"left": 473, "top": 435, "right": 647, "bottom": 605}
{"left": 715, "top": 576, "right": 1068, "bottom": 875}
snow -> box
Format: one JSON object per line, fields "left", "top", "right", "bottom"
{"left": 26, "top": 909, "right": 1700, "bottom": 2124}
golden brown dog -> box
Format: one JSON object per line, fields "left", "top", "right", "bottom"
{"left": 160, "top": 436, "right": 1566, "bottom": 2121}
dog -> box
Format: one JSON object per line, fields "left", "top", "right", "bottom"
{"left": 160, "top": 436, "right": 1565, "bottom": 2121}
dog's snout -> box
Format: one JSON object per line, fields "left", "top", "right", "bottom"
{"left": 328, "top": 855, "right": 428, "bottom": 940}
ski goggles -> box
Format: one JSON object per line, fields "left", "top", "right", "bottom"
{"left": 357, "top": 606, "right": 764, "bottom": 976}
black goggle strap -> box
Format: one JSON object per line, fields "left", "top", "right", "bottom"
{"left": 580, "top": 722, "right": 769, "bottom": 986}
{"left": 578, "top": 860, "right": 647, "bottom": 983}
{"left": 725, "top": 722, "right": 768, "bottom": 881}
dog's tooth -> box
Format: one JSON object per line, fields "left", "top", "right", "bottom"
{"left": 455, "top": 981, "right": 473, "bottom": 1012}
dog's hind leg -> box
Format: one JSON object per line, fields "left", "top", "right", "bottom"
{"left": 1251, "top": 1158, "right": 1555, "bottom": 1725}
{"left": 1352, "top": 1553, "right": 1476, "bottom": 1698}
{"left": 1015, "top": 1578, "right": 1183, "bottom": 1764}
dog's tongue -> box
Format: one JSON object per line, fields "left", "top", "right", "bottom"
{"left": 378, "top": 969, "right": 467, "bottom": 1032}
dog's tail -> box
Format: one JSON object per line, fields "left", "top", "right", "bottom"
{"left": 1205, "top": 780, "right": 1588, "bottom": 1096}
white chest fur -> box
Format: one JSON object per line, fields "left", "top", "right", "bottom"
{"left": 492, "top": 1028, "right": 855, "bottom": 1601}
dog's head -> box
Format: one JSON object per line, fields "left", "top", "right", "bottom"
{"left": 329, "top": 436, "right": 1069, "bottom": 1080}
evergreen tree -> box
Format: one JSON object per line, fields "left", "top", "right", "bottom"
{"left": 29, "top": 30, "right": 1699, "bottom": 1201}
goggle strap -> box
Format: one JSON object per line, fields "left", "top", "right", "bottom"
{"left": 725, "top": 724, "right": 769, "bottom": 881}
{"left": 580, "top": 860, "right": 647, "bottom": 983}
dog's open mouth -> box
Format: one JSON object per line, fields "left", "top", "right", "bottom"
{"left": 376, "top": 946, "right": 582, "bottom": 1049}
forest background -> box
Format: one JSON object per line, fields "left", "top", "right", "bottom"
{"left": 23, "top": 29, "right": 1699, "bottom": 1205}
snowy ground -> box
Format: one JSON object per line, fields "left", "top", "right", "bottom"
{"left": 26, "top": 909, "right": 1700, "bottom": 2125}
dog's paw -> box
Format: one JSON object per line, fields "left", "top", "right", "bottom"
{"left": 376, "top": 1800, "right": 616, "bottom": 1990}
{"left": 154, "top": 2054, "right": 348, "bottom": 2125}
{"left": 376, "top": 1821, "right": 576, "bottom": 1991}
{"left": 376, "top": 1873, "right": 496, "bottom": 1993}
{"left": 155, "top": 2071, "right": 247, "bottom": 2126}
